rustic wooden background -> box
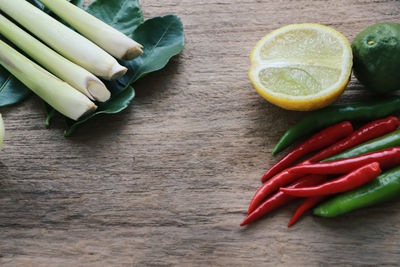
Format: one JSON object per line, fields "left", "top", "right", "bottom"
{"left": 1, "top": 0, "right": 400, "bottom": 266}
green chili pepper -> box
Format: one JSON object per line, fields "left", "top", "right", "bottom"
{"left": 313, "top": 166, "right": 400, "bottom": 217}
{"left": 322, "top": 129, "right": 400, "bottom": 162}
{"left": 272, "top": 97, "right": 400, "bottom": 155}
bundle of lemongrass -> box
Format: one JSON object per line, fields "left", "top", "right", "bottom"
{"left": 0, "top": 0, "right": 143, "bottom": 121}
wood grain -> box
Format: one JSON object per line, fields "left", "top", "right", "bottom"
{"left": 1, "top": 0, "right": 400, "bottom": 266}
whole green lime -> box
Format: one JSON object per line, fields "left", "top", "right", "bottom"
{"left": 352, "top": 22, "right": 400, "bottom": 93}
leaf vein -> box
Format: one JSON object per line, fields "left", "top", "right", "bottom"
{"left": 111, "top": 0, "right": 131, "bottom": 27}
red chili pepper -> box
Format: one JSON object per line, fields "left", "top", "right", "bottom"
{"left": 307, "top": 116, "right": 400, "bottom": 163}
{"left": 250, "top": 118, "right": 399, "bottom": 215}
{"left": 249, "top": 169, "right": 305, "bottom": 214}
{"left": 240, "top": 175, "right": 326, "bottom": 226}
{"left": 281, "top": 162, "right": 381, "bottom": 197}
{"left": 287, "top": 196, "right": 326, "bottom": 227}
{"left": 289, "top": 147, "right": 400, "bottom": 175}
{"left": 261, "top": 122, "right": 353, "bottom": 182}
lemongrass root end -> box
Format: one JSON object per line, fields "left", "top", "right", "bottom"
{"left": 109, "top": 64, "right": 128, "bottom": 81}
{"left": 87, "top": 79, "right": 111, "bottom": 102}
{"left": 122, "top": 45, "right": 144, "bottom": 60}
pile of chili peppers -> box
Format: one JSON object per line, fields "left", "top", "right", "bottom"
{"left": 242, "top": 97, "right": 400, "bottom": 227}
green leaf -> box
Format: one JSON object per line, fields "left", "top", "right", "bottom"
{"left": 0, "top": 68, "right": 31, "bottom": 107}
{"left": 119, "top": 15, "right": 185, "bottom": 86}
{"left": 86, "top": 0, "right": 143, "bottom": 35}
{"left": 64, "top": 85, "right": 135, "bottom": 136}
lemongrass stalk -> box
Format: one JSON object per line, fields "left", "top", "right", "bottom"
{"left": 0, "top": 40, "right": 97, "bottom": 121}
{"left": 0, "top": 114, "right": 4, "bottom": 151}
{"left": 0, "top": 0, "right": 127, "bottom": 80}
{"left": 0, "top": 15, "right": 110, "bottom": 102}
{"left": 39, "top": 0, "right": 143, "bottom": 60}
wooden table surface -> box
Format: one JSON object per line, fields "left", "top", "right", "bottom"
{"left": 2, "top": 0, "right": 400, "bottom": 266}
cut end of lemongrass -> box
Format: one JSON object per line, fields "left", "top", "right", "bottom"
{"left": 109, "top": 64, "right": 128, "bottom": 81}
{"left": 87, "top": 79, "right": 111, "bottom": 102}
{"left": 123, "top": 45, "right": 144, "bottom": 61}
